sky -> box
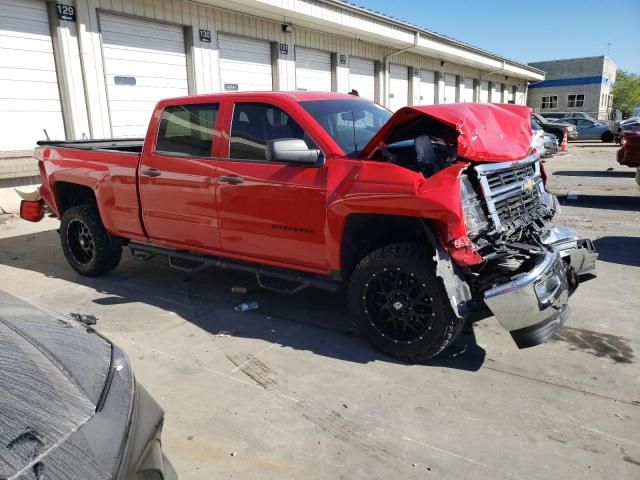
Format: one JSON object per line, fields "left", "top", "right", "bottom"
{"left": 352, "top": 0, "right": 640, "bottom": 73}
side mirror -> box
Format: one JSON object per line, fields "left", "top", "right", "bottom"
{"left": 266, "top": 138, "right": 322, "bottom": 165}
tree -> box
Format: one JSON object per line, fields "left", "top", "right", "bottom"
{"left": 611, "top": 71, "right": 640, "bottom": 117}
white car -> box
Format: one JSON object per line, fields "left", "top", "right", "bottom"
{"left": 531, "top": 119, "right": 547, "bottom": 157}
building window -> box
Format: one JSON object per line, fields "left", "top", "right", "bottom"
{"left": 567, "top": 94, "right": 584, "bottom": 108}
{"left": 541, "top": 96, "right": 557, "bottom": 109}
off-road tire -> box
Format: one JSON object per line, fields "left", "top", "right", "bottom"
{"left": 601, "top": 131, "right": 614, "bottom": 143}
{"left": 348, "top": 243, "right": 462, "bottom": 361}
{"left": 60, "top": 204, "right": 122, "bottom": 276}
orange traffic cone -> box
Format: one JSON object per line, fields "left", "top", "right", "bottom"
{"left": 560, "top": 131, "right": 568, "bottom": 152}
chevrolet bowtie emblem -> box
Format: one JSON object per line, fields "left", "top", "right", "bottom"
{"left": 523, "top": 179, "right": 535, "bottom": 191}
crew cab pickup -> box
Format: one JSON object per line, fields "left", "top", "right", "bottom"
{"left": 22, "top": 92, "right": 598, "bottom": 361}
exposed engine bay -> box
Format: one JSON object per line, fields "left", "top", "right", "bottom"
{"left": 375, "top": 133, "right": 595, "bottom": 295}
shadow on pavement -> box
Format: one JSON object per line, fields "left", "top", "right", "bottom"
{"left": 558, "top": 194, "right": 640, "bottom": 211}
{"left": 593, "top": 236, "right": 640, "bottom": 267}
{"left": 553, "top": 170, "right": 635, "bottom": 178}
{"left": 0, "top": 228, "right": 486, "bottom": 372}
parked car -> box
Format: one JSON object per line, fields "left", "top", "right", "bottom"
{"left": 532, "top": 112, "right": 577, "bottom": 141}
{"left": 20, "top": 93, "right": 597, "bottom": 361}
{"left": 614, "top": 116, "right": 640, "bottom": 144}
{"left": 617, "top": 131, "right": 640, "bottom": 185}
{"left": 551, "top": 117, "right": 615, "bottom": 142}
{"left": 542, "top": 133, "right": 559, "bottom": 157}
{"left": 540, "top": 111, "right": 600, "bottom": 123}
{"left": 0, "top": 290, "right": 177, "bottom": 480}
{"left": 531, "top": 119, "right": 547, "bottom": 156}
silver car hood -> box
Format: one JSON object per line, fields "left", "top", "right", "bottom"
{"left": 0, "top": 291, "right": 120, "bottom": 480}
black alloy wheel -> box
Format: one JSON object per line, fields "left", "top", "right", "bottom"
{"left": 363, "top": 267, "right": 435, "bottom": 344}
{"left": 348, "top": 243, "right": 463, "bottom": 361}
{"left": 67, "top": 219, "right": 96, "bottom": 265}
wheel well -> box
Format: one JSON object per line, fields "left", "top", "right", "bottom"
{"left": 341, "top": 214, "right": 436, "bottom": 279}
{"left": 601, "top": 131, "right": 613, "bottom": 141}
{"left": 55, "top": 182, "right": 96, "bottom": 214}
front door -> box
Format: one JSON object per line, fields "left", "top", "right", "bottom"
{"left": 215, "top": 101, "right": 329, "bottom": 272}
{"left": 138, "top": 102, "right": 222, "bottom": 251}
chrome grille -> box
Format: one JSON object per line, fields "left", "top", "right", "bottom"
{"left": 475, "top": 156, "right": 543, "bottom": 231}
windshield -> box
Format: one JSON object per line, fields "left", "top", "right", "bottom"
{"left": 299, "top": 99, "right": 392, "bottom": 156}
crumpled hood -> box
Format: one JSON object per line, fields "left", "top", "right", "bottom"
{"left": 362, "top": 103, "right": 533, "bottom": 162}
{"left": 0, "top": 291, "right": 113, "bottom": 480}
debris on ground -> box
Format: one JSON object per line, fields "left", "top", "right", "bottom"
{"left": 69, "top": 312, "right": 98, "bottom": 325}
{"left": 231, "top": 286, "right": 247, "bottom": 294}
{"left": 214, "top": 331, "right": 234, "bottom": 337}
{"left": 230, "top": 451, "right": 237, "bottom": 457}
{"left": 234, "top": 301, "right": 258, "bottom": 312}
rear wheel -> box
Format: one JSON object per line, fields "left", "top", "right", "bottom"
{"left": 601, "top": 131, "right": 614, "bottom": 143}
{"left": 348, "top": 243, "right": 462, "bottom": 361}
{"left": 60, "top": 204, "right": 122, "bottom": 276}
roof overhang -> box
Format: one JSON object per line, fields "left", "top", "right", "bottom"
{"left": 195, "top": 0, "right": 545, "bottom": 82}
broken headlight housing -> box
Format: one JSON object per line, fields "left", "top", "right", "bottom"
{"left": 460, "top": 174, "right": 489, "bottom": 238}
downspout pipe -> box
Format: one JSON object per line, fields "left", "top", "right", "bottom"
{"left": 383, "top": 31, "right": 419, "bottom": 108}
{"left": 480, "top": 60, "right": 507, "bottom": 80}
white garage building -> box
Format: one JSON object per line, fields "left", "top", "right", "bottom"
{"left": 0, "top": 0, "right": 544, "bottom": 188}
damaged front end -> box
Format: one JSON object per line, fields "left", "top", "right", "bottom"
{"left": 462, "top": 155, "right": 597, "bottom": 347}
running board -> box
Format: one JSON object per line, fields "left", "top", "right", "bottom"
{"left": 128, "top": 242, "right": 342, "bottom": 293}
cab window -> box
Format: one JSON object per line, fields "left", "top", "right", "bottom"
{"left": 229, "top": 103, "right": 315, "bottom": 161}
{"left": 155, "top": 103, "right": 219, "bottom": 157}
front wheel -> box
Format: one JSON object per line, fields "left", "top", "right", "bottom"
{"left": 60, "top": 204, "right": 122, "bottom": 276}
{"left": 601, "top": 131, "right": 614, "bottom": 143}
{"left": 348, "top": 243, "right": 462, "bottom": 361}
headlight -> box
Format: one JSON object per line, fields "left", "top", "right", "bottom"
{"left": 460, "top": 175, "right": 489, "bottom": 238}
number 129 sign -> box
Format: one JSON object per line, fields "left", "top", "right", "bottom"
{"left": 56, "top": 4, "right": 76, "bottom": 22}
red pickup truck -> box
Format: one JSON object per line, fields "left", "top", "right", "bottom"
{"left": 21, "top": 92, "right": 597, "bottom": 361}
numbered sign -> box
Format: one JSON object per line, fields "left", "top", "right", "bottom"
{"left": 56, "top": 4, "right": 76, "bottom": 22}
{"left": 199, "top": 29, "right": 211, "bottom": 43}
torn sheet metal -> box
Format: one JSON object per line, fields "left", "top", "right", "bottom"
{"left": 362, "top": 103, "right": 533, "bottom": 162}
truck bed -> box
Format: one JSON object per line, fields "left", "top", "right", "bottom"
{"left": 36, "top": 138, "right": 144, "bottom": 153}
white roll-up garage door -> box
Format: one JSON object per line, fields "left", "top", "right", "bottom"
{"left": 0, "top": 0, "right": 65, "bottom": 150}
{"left": 479, "top": 81, "right": 489, "bottom": 103}
{"left": 419, "top": 70, "right": 435, "bottom": 105}
{"left": 348, "top": 57, "right": 375, "bottom": 100}
{"left": 389, "top": 64, "right": 408, "bottom": 112}
{"left": 218, "top": 34, "right": 273, "bottom": 93}
{"left": 461, "top": 78, "right": 475, "bottom": 102}
{"left": 296, "top": 47, "right": 332, "bottom": 92}
{"left": 491, "top": 83, "right": 502, "bottom": 103}
{"left": 100, "top": 13, "right": 189, "bottom": 138}
{"left": 443, "top": 74, "right": 456, "bottom": 104}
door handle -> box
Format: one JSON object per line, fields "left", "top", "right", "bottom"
{"left": 218, "top": 175, "right": 244, "bottom": 184}
{"left": 142, "top": 168, "right": 162, "bottom": 177}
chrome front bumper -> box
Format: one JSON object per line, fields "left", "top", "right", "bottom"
{"left": 484, "top": 250, "right": 579, "bottom": 348}
{"left": 541, "top": 225, "right": 598, "bottom": 275}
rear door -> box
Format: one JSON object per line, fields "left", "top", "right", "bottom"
{"left": 138, "top": 102, "right": 222, "bottom": 250}
{"left": 214, "top": 100, "right": 329, "bottom": 272}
